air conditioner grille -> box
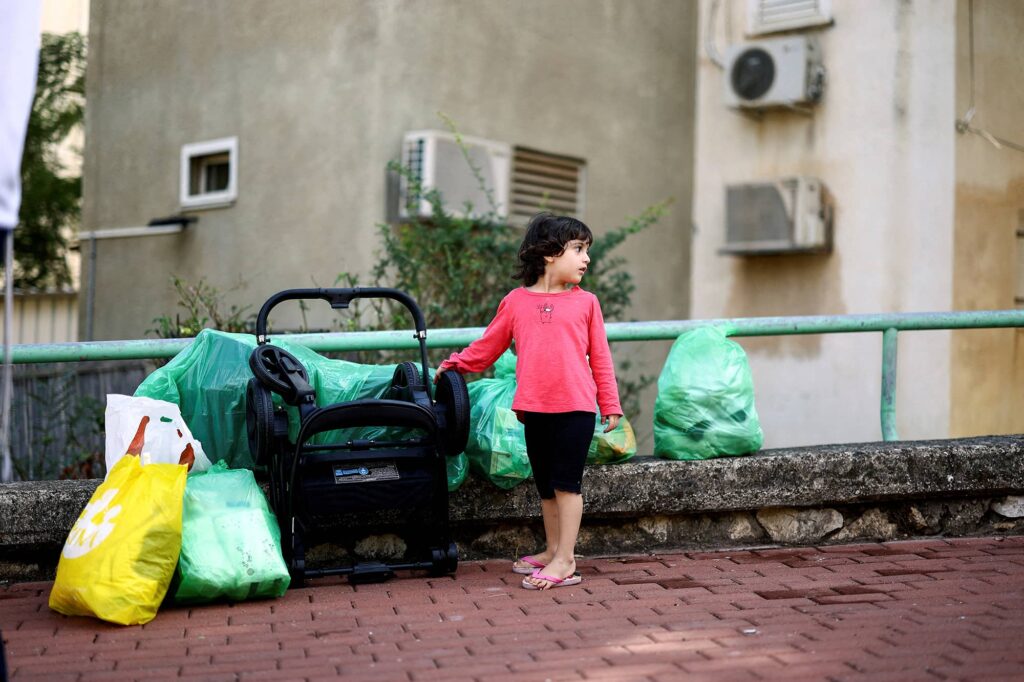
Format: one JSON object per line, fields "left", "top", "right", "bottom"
{"left": 511, "top": 147, "right": 585, "bottom": 225}
{"left": 726, "top": 181, "right": 797, "bottom": 245}
{"left": 399, "top": 130, "right": 511, "bottom": 220}
{"left": 432, "top": 138, "right": 499, "bottom": 214}
{"left": 722, "top": 177, "right": 830, "bottom": 255}
{"left": 404, "top": 137, "right": 425, "bottom": 191}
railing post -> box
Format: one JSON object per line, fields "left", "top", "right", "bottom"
{"left": 881, "top": 327, "right": 899, "bottom": 441}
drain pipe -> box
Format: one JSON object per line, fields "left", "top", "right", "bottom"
{"left": 79, "top": 215, "right": 197, "bottom": 341}
{"left": 705, "top": 0, "right": 726, "bottom": 70}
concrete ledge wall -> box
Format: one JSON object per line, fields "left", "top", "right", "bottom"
{"left": 3, "top": 436, "right": 1024, "bottom": 581}
{"left": 452, "top": 436, "right": 1024, "bottom": 518}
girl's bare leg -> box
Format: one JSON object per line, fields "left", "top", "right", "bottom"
{"left": 539, "top": 497, "right": 560, "bottom": 558}
{"left": 514, "top": 498, "right": 558, "bottom": 570}
{"left": 526, "top": 490, "right": 581, "bottom": 588}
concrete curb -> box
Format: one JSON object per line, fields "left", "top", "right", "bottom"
{"left": 450, "top": 435, "right": 1024, "bottom": 519}
{"left": 2, "top": 435, "right": 1023, "bottom": 580}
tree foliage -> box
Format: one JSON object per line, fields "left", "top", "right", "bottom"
{"left": 15, "top": 31, "right": 85, "bottom": 290}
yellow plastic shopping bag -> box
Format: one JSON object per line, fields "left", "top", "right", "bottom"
{"left": 49, "top": 454, "right": 187, "bottom": 625}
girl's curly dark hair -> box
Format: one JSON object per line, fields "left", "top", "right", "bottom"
{"left": 513, "top": 213, "right": 594, "bottom": 286}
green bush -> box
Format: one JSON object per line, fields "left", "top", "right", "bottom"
{"left": 149, "top": 276, "right": 254, "bottom": 339}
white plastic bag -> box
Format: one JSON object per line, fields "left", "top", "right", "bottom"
{"left": 104, "top": 395, "right": 212, "bottom": 476}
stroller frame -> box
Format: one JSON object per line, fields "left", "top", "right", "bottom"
{"left": 245, "top": 288, "right": 469, "bottom": 585}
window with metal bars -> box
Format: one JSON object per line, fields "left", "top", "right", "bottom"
{"left": 509, "top": 147, "right": 586, "bottom": 226}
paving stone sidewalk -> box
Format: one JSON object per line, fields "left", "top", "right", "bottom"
{"left": 2, "top": 536, "right": 1023, "bottom": 681}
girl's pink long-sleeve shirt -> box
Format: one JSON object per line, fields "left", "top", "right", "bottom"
{"left": 439, "top": 286, "right": 622, "bottom": 417}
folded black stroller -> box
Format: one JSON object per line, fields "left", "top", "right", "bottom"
{"left": 245, "top": 288, "right": 470, "bottom": 585}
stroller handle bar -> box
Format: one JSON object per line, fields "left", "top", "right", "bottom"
{"left": 255, "top": 288, "right": 428, "bottom": 342}
{"left": 255, "top": 287, "right": 433, "bottom": 402}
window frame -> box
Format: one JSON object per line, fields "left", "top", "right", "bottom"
{"left": 180, "top": 136, "right": 238, "bottom": 209}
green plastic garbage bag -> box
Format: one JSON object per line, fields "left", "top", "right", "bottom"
{"left": 446, "top": 450, "right": 469, "bottom": 491}
{"left": 134, "top": 330, "right": 470, "bottom": 491}
{"left": 173, "top": 461, "right": 290, "bottom": 603}
{"left": 587, "top": 414, "right": 637, "bottom": 465}
{"left": 653, "top": 326, "right": 763, "bottom": 460}
{"left": 465, "top": 350, "right": 531, "bottom": 489}
{"left": 136, "top": 330, "right": 396, "bottom": 468}
{"left": 464, "top": 350, "right": 635, "bottom": 487}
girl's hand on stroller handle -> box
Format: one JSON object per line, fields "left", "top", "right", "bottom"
{"left": 433, "top": 367, "right": 447, "bottom": 384}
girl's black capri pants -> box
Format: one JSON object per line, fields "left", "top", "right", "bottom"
{"left": 521, "top": 410, "right": 594, "bottom": 499}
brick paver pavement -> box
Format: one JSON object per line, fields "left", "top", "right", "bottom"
{"left": 2, "top": 536, "right": 1023, "bottom": 681}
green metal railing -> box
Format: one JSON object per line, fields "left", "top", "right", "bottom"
{"left": 7, "top": 310, "right": 1024, "bottom": 441}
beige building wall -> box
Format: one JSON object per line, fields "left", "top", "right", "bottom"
{"left": 82, "top": 1, "right": 697, "bottom": 437}
{"left": 951, "top": 0, "right": 1024, "bottom": 437}
{"left": 692, "top": 0, "right": 957, "bottom": 447}
{"left": 41, "top": 0, "right": 89, "bottom": 35}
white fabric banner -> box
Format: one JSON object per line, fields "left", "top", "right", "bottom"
{"left": 0, "top": 0, "right": 43, "bottom": 229}
{"left": 1, "top": 0, "right": 42, "bottom": 482}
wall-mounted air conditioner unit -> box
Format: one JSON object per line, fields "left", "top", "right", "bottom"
{"left": 723, "top": 35, "right": 825, "bottom": 109}
{"left": 399, "top": 130, "right": 511, "bottom": 220}
{"left": 721, "top": 177, "right": 832, "bottom": 255}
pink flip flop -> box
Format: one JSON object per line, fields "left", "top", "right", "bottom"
{"left": 521, "top": 571, "right": 582, "bottom": 590}
{"left": 512, "top": 555, "right": 546, "bottom": 575}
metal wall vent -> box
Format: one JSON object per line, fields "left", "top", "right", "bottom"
{"left": 510, "top": 147, "right": 585, "bottom": 226}
{"left": 747, "top": 0, "right": 833, "bottom": 36}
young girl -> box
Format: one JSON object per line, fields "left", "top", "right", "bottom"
{"left": 434, "top": 213, "right": 622, "bottom": 590}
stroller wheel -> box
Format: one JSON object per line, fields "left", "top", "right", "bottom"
{"left": 289, "top": 562, "right": 307, "bottom": 589}
{"left": 429, "top": 547, "right": 448, "bottom": 576}
{"left": 246, "top": 378, "right": 275, "bottom": 465}
{"left": 428, "top": 542, "right": 458, "bottom": 576}
{"left": 250, "top": 345, "right": 310, "bottom": 400}
{"left": 434, "top": 371, "right": 470, "bottom": 457}
{"left": 389, "top": 361, "right": 422, "bottom": 401}
{"left": 445, "top": 541, "right": 459, "bottom": 573}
